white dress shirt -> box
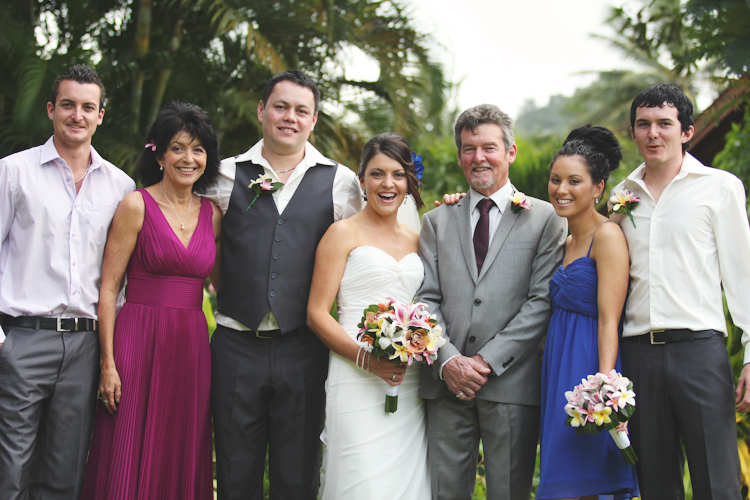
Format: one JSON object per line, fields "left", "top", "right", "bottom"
{"left": 203, "top": 139, "right": 364, "bottom": 331}
{"left": 0, "top": 137, "right": 136, "bottom": 341}
{"left": 611, "top": 153, "right": 750, "bottom": 363}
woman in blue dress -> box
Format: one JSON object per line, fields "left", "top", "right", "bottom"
{"left": 537, "top": 125, "right": 639, "bottom": 499}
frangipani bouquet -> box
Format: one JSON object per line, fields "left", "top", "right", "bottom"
{"left": 357, "top": 299, "right": 446, "bottom": 413}
{"left": 564, "top": 369, "right": 638, "bottom": 465}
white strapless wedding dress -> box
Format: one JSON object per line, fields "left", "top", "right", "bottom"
{"left": 319, "top": 246, "right": 431, "bottom": 500}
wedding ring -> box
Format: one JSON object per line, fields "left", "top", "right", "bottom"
{"left": 102, "top": 399, "right": 109, "bottom": 404}
{"left": 392, "top": 374, "right": 397, "bottom": 381}
{"left": 456, "top": 392, "right": 463, "bottom": 399}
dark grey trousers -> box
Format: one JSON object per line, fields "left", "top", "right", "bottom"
{"left": 211, "top": 325, "right": 329, "bottom": 500}
{"left": 426, "top": 397, "right": 539, "bottom": 500}
{"left": 621, "top": 334, "right": 742, "bottom": 500}
{"left": 0, "top": 326, "right": 99, "bottom": 500}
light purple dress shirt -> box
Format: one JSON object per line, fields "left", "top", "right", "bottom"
{"left": 0, "top": 137, "right": 135, "bottom": 341}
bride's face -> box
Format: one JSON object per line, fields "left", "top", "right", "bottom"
{"left": 361, "top": 153, "right": 408, "bottom": 214}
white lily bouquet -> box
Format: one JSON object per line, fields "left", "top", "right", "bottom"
{"left": 564, "top": 369, "right": 638, "bottom": 465}
{"left": 356, "top": 299, "right": 446, "bottom": 413}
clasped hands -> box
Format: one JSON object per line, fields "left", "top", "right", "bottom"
{"left": 443, "top": 355, "right": 492, "bottom": 401}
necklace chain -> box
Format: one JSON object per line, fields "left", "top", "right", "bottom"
{"left": 73, "top": 168, "right": 90, "bottom": 184}
{"left": 271, "top": 165, "right": 297, "bottom": 174}
{"left": 160, "top": 181, "right": 192, "bottom": 230}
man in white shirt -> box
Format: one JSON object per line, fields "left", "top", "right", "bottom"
{"left": 612, "top": 83, "right": 750, "bottom": 499}
{"left": 0, "top": 65, "right": 135, "bottom": 500}
{"left": 204, "top": 70, "right": 363, "bottom": 500}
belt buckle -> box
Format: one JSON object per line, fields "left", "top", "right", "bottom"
{"left": 56, "top": 317, "right": 76, "bottom": 332}
{"left": 255, "top": 330, "right": 274, "bottom": 339}
{"left": 650, "top": 330, "right": 665, "bottom": 345}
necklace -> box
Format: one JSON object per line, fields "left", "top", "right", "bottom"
{"left": 271, "top": 165, "right": 297, "bottom": 174}
{"left": 160, "top": 181, "right": 192, "bottom": 230}
{"left": 73, "top": 168, "right": 90, "bottom": 184}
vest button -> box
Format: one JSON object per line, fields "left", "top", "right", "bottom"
{"left": 275, "top": 236, "right": 281, "bottom": 242}
{"left": 270, "top": 291, "right": 276, "bottom": 298}
{"left": 474, "top": 299, "right": 482, "bottom": 306}
{"left": 469, "top": 336, "right": 477, "bottom": 343}
{"left": 271, "top": 273, "right": 278, "bottom": 279}
{"left": 277, "top": 218, "right": 283, "bottom": 225}
{"left": 273, "top": 254, "right": 279, "bottom": 260}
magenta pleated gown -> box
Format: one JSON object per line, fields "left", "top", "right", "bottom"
{"left": 82, "top": 189, "right": 215, "bottom": 500}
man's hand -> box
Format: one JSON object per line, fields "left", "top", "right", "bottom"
{"left": 434, "top": 192, "right": 466, "bottom": 207}
{"left": 443, "top": 355, "right": 491, "bottom": 400}
{"left": 736, "top": 363, "right": 750, "bottom": 413}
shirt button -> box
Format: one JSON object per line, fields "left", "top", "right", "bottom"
{"left": 273, "top": 254, "right": 279, "bottom": 260}
{"left": 474, "top": 299, "right": 482, "bottom": 306}
{"left": 275, "top": 236, "right": 281, "bottom": 242}
{"left": 271, "top": 273, "right": 278, "bottom": 279}
{"left": 269, "top": 291, "right": 276, "bottom": 298}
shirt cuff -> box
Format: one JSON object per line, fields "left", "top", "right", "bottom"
{"left": 0, "top": 325, "right": 5, "bottom": 343}
{"left": 439, "top": 354, "right": 460, "bottom": 380}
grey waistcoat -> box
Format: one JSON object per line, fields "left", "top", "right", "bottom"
{"left": 217, "top": 160, "right": 336, "bottom": 333}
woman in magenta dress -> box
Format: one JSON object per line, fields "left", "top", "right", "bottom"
{"left": 81, "top": 102, "right": 222, "bottom": 500}
{"left": 537, "top": 125, "right": 638, "bottom": 499}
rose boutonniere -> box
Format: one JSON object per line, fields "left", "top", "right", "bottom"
{"left": 608, "top": 189, "right": 640, "bottom": 227}
{"left": 508, "top": 191, "right": 531, "bottom": 213}
{"left": 246, "top": 174, "right": 283, "bottom": 211}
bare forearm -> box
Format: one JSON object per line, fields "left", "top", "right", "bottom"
{"left": 97, "top": 291, "right": 118, "bottom": 369}
{"left": 597, "top": 319, "right": 619, "bottom": 373}
{"left": 307, "top": 309, "right": 360, "bottom": 363}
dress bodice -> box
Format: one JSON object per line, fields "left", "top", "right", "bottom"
{"left": 550, "top": 258, "right": 598, "bottom": 319}
{"left": 336, "top": 246, "right": 425, "bottom": 338}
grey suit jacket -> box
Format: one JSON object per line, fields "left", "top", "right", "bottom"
{"left": 418, "top": 191, "right": 566, "bottom": 406}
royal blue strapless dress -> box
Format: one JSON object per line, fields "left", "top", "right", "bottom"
{"left": 537, "top": 252, "right": 639, "bottom": 499}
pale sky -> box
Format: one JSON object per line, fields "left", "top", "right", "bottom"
{"left": 359, "top": 0, "right": 713, "bottom": 119}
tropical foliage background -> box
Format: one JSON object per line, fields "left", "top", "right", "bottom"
{"left": 2, "top": 0, "right": 749, "bottom": 498}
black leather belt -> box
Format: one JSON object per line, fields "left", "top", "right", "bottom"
{"left": 252, "top": 326, "right": 310, "bottom": 339}
{"left": 625, "top": 329, "right": 716, "bottom": 345}
{"left": 1, "top": 314, "right": 98, "bottom": 332}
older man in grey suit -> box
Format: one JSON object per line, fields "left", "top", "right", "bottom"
{"left": 418, "top": 104, "right": 566, "bottom": 500}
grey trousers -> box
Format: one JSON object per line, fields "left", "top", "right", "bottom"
{"left": 426, "top": 397, "right": 539, "bottom": 500}
{"left": 211, "top": 325, "right": 329, "bottom": 500}
{"left": 621, "top": 334, "right": 742, "bottom": 500}
{"left": 0, "top": 326, "right": 99, "bottom": 500}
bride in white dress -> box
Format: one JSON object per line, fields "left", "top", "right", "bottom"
{"left": 307, "top": 132, "right": 431, "bottom": 499}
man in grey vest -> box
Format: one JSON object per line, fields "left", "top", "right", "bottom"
{"left": 204, "top": 70, "right": 363, "bottom": 500}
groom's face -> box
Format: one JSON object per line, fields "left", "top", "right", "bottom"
{"left": 458, "top": 123, "right": 517, "bottom": 197}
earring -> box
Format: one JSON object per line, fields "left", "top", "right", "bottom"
{"left": 361, "top": 188, "right": 367, "bottom": 201}
{"left": 159, "top": 164, "right": 163, "bottom": 171}
{"left": 595, "top": 196, "right": 599, "bottom": 204}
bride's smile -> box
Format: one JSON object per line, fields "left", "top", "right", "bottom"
{"left": 361, "top": 153, "right": 408, "bottom": 214}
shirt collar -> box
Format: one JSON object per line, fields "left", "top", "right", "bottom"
{"left": 626, "top": 152, "right": 712, "bottom": 187}
{"left": 237, "top": 139, "right": 334, "bottom": 169}
{"left": 469, "top": 180, "right": 513, "bottom": 214}
{"left": 39, "top": 136, "right": 103, "bottom": 171}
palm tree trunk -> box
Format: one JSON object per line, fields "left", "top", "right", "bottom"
{"left": 130, "top": 0, "right": 152, "bottom": 133}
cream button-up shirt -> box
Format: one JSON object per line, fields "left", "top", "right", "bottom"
{"left": 611, "top": 153, "right": 750, "bottom": 363}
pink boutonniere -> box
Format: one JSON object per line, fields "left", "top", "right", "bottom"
{"left": 508, "top": 191, "right": 531, "bottom": 213}
{"left": 608, "top": 189, "right": 641, "bottom": 227}
{"left": 246, "top": 174, "right": 283, "bottom": 211}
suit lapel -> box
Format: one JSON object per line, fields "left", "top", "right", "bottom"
{"left": 477, "top": 190, "right": 519, "bottom": 282}
{"left": 455, "top": 197, "right": 479, "bottom": 284}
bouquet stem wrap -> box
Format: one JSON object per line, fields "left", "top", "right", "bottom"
{"left": 385, "top": 385, "right": 399, "bottom": 413}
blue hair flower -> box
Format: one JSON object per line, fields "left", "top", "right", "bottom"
{"left": 411, "top": 152, "right": 424, "bottom": 183}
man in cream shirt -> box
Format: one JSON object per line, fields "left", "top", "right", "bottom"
{"left": 613, "top": 83, "right": 750, "bottom": 499}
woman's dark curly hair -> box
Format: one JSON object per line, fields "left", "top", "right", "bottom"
{"left": 136, "top": 101, "right": 220, "bottom": 193}
{"left": 549, "top": 124, "right": 622, "bottom": 185}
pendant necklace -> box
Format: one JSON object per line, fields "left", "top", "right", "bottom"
{"left": 160, "top": 181, "right": 192, "bottom": 230}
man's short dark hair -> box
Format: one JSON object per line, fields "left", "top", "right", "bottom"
{"left": 453, "top": 104, "right": 515, "bottom": 153}
{"left": 50, "top": 65, "right": 106, "bottom": 110}
{"left": 630, "top": 83, "right": 694, "bottom": 152}
{"left": 261, "top": 70, "right": 320, "bottom": 113}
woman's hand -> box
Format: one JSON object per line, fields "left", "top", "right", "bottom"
{"left": 99, "top": 363, "right": 122, "bottom": 415}
{"left": 367, "top": 354, "right": 407, "bottom": 386}
{"left": 615, "top": 420, "right": 628, "bottom": 434}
